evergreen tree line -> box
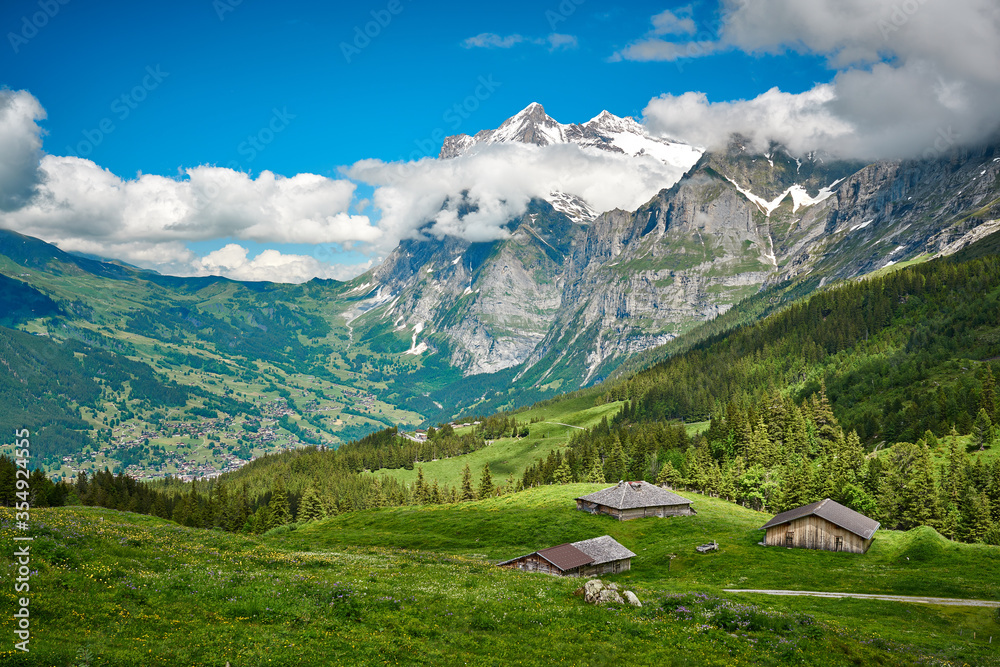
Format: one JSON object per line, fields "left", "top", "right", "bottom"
{"left": 53, "top": 456, "right": 504, "bottom": 535}
{"left": 0, "top": 455, "right": 72, "bottom": 507}
{"left": 519, "top": 386, "right": 1000, "bottom": 545}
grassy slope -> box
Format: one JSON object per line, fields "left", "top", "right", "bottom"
{"left": 6, "top": 494, "right": 1000, "bottom": 666}
{"left": 276, "top": 485, "right": 1000, "bottom": 667}
{"left": 372, "top": 397, "right": 625, "bottom": 490}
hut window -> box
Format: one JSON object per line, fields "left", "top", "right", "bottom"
{"left": 785, "top": 531, "right": 794, "bottom": 547}
{"left": 835, "top": 536, "right": 843, "bottom": 552}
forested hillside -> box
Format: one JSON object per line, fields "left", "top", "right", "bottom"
{"left": 602, "top": 244, "right": 1000, "bottom": 444}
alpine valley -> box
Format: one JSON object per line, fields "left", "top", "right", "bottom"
{"left": 2, "top": 102, "right": 1000, "bottom": 482}
{"left": 4, "top": 102, "right": 1000, "bottom": 667}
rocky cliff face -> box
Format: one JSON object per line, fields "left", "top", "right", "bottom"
{"left": 349, "top": 199, "right": 585, "bottom": 376}
{"left": 349, "top": 110, "right": 1000, "bottom": 397}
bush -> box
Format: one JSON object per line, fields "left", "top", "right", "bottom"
{"left": 263, "top": 522, "right": 298, "bottom": 536}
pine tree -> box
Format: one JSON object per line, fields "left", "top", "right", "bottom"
{"left": 778, "top": 453, "right": 818, "bottom": 512}
{"left": 628, "top": 447, "right": 648, "bottom": 482}
{"left": 923, "top": 429, "right": 940, "bottom": 449}
{"left": 604, "top": 439, "right": 628, "bottom": 483}
{"left": 718, "top": 463, "right": 738, "bottom": 501}
{"left": 460, "top": 464, "right": 476, "bottom": 501}
{"left": 937, "top": 501, "right": 960, "bottom": 540}
{"left": 959, "top": 487, "right": 993, "bottom": 543}
{"left": 171, "top": 495, "right": 190, "bottom": 526}
{"left": 811, "top": 381, "right": 841, "bottom": 447}
{"left": 655, "top": 461, "right": 681, "bottom": 488}
{"left": 746, "top": 417, "right": 773, "bottom": 467}
{"left": 552, "top": 460, "right": 572, "bottom": 485}
{"left": 896, "top": 444, "right": 941, "bottom": 530}
{"left": 785, "top": 405, "right": 810, "bottom": 457}
{"left": 972, "top": 408, "right": 992, "bottom": 450}
{"left": 479, "top": 463, "right": 495, "bottom": 496}
{"left": 682, "top": 445, "right": 701, "bottom": 490}
{"left": 298, "top": 486, "right": 324, "bottom": 521}
{"left": 211, "top": 483, "right": 229, "bottom": 529}
{"left": 268, "top": 479, "right": 291, "bottom": 528}
{"left": 943, "top": 435, "right": 969, "bottom": 505}
{"left": 980, "top": 365, "right": 998, "bottom": 423}
{"left": 585, "top": 455, "right": 605, "bottom": 483}
{"left": 414, "top": 466, "right": 429, "bottom": 504}
{"left": 989, "top": 460, "right": 1000, "bottom": 525}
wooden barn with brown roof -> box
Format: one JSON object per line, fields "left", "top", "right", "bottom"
{"left": 498, "top": 535, "right": 636, "bottom": 577}
{"left": 575, "top": 481, "right": 695, "bottom": 520}
{"left": 761, "top": 498, "right": 880, "bottom": 554}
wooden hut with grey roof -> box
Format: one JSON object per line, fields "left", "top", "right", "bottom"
{"left": 761, "top": 498, "right": 880, "bottom": 553}
{"left": 575, "top": 481, "right": 696, "bottom": 520}
{"left": 498, "top": 535, "right": 636, "bottom": 577}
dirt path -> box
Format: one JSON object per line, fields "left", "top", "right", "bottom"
{"left": 543, "top": 421, "right": 585, "bottom": 430}
{"left": 723, "top": 589, "right": 1000, "bottom": 608}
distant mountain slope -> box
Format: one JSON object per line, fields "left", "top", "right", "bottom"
{"left": 360, "top": 117, "right": 1000, "bottom": 412}
{"left": 0, "top": 228, "right": 134, "bottom": 279}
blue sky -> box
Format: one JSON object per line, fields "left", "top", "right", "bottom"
{"left": 1, "top": 0, "right": 996, "bottom": 281}
{"left": 1, "top": 0, "right": 828, "bottom": 177}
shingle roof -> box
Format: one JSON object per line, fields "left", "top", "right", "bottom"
{"left": 535, "top": 543, "right": 594, "bottom": 571}
{"left": 571, "top": 535, "right": 636, "bottom": 565}
{"left": 497, "top": 535, "right": 634, "bottom": 570}
{"left": 761, "top": 498, "right": 880, "bottom": 540}
{"left": 575, "top": 481, "right": 693, "bottom": 510}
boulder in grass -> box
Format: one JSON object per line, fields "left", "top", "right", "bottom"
{"left": 580, "top": 579, "right": 640, "bottom": 606}
{"left": 623, "top": 591, "right": 642, "bottom": 607}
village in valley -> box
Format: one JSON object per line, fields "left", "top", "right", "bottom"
{"left": 11, "top": 368, "right": 416, "bottom": 484}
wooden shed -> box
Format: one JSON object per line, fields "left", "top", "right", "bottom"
{"left": 575, "top": 481, "right": 695, "bottom": 521}
{"left": 498, "top": 535, "right": 636, "bottom": 577}
{"left": 761, "top": 498, "right": 880, "bottom": 554}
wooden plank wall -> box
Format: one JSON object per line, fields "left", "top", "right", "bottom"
{"left": 578, "top": 503, "right": 694, "bottom": 520}
{"left": 764, "top": 516, "right": 872, "bottom": 553}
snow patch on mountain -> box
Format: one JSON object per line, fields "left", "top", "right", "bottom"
{"left": 726, "top": 177, "right": 842, "bottom": 217}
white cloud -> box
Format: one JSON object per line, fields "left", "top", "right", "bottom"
{"left": 651, "top": 7, "right": 697, "bottom": 36}
{"left": 644, "top": 85, "right": 853, "bottom": 154}
{"left": 0, "top": 92, "right": 379, "bottom": 283}
{"left": 611, "top": 39, "right": 718, "bottom": 63}
{"left": 461, "top": 33, "right": 528, "bottom": 49}
{"left": 462, "top": 32, "right": 578, "bottom": 51}
{"left": 609, "top": 6, "right": 708, "bottom": 62}
{"left": 348, "top": 142, "right": 693, "bottom": 248}
{"left": 547, "top": 33, "right": 578, "bottom": 50}
{"left": 0, "top": 89, "right": 45, "bottom": 211}
{"left": 631, "top": 0, "right": 1000, "bottom": 159}
{"left": 4, "top": 153, "right": 378, "bottom": 259}
{"left": 193, "top": 244, "right": 372, "bottom": 283}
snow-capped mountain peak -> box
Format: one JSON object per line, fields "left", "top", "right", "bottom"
{"left": 438, "top": 103, "right": 704, "bottom": 222}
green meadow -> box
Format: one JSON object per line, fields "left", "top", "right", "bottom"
{"left": 3, "top": 485, "right": 999, "bottom": 666}
{"left": 375, "top": 397, "right": 626, "bottom": 490}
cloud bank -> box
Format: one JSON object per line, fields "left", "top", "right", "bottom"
{"left": 348, "top": 141, "right": 693, "bottom": 248}
{"left": 0, "top": 89, "right": 378, "bottom": 283}
{"left": 632, "top": 0, "right": 1000, "bottom": 159}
